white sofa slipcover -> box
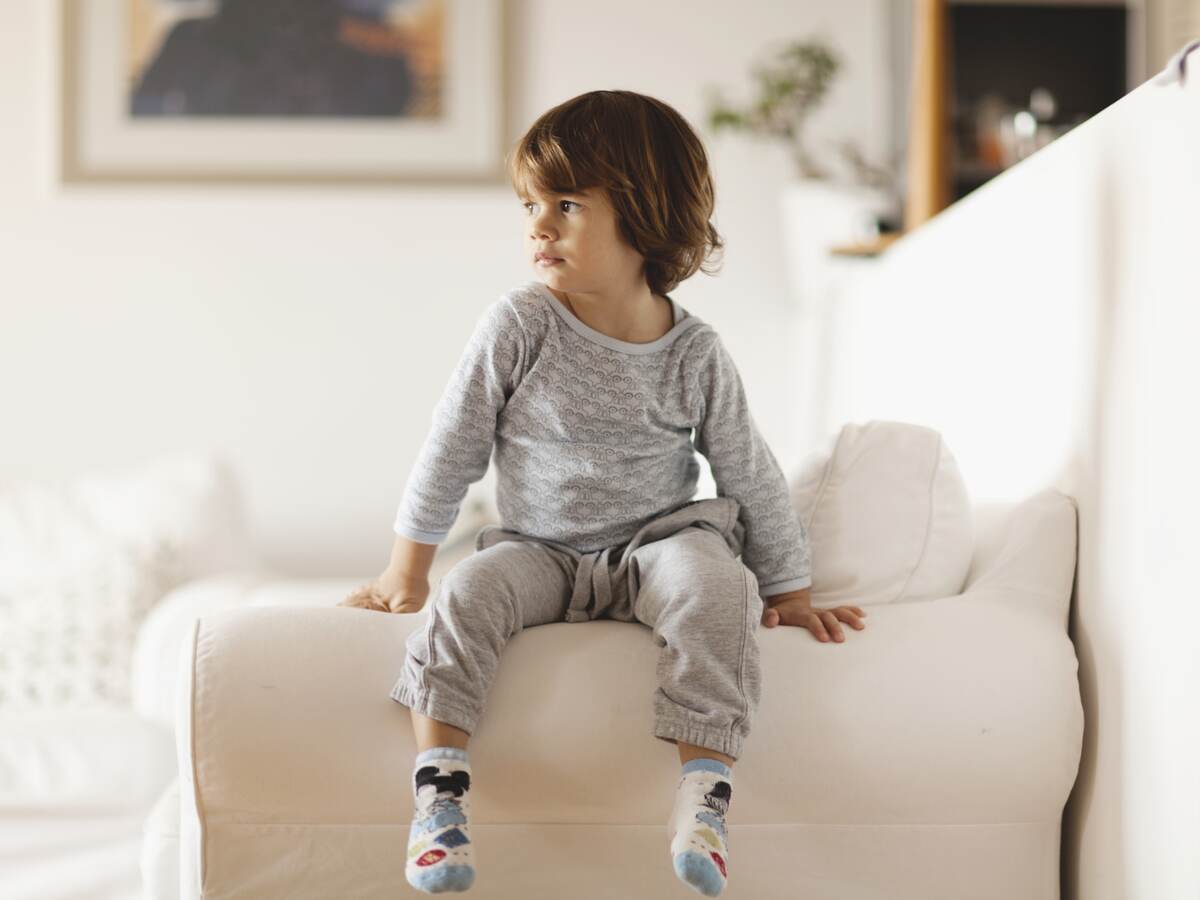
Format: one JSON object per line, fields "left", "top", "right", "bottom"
{"left": 143, "top": 423, "right": 1083, "bottom": 900}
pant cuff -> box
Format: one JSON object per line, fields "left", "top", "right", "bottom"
{"left": 654, "top": 717, "right": 744, "bottom": 761}
{"left": 389, "top": 678, "right": 480, "bottom": 737}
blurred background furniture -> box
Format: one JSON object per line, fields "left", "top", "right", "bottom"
{"left": 0, "top": 450, "right": 490, "bottom": 900}
{"left": 0, "top": 455, "right": 261, "bottom": 900}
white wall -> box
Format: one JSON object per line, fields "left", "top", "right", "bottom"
{"left": 823, "top": 55, "right": 1200, "bottom": 900}
{"left": 0, "top": 0, "right": 890, "bottom": 577}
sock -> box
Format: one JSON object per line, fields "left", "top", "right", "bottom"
{"left": 668, "top": 757, "right": 734, "bottom": 897}
{"left": 405, "top": 746, "right": 476, "bottom": 893}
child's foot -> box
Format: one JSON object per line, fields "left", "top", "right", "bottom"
{"left": 668, "top": 758, "right": 733, "bottom": 897}
{"left": 406, "top": 746, "right": 476, "bottom": 893}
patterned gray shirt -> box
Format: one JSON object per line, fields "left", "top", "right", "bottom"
{"left": 394, "top": 279, "right": 811, "bottom": 597}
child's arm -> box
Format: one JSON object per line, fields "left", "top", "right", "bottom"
{"left": 343, "top": 299, "right": 523, "bottom": 615}
{"left": 385, "top": 533, "right": 439, "bottom": 582}
{"left": 340, "top": 534, "right": 438, "bottom": 612}
{"left": 692, "top": 332, "right": 812, "bottom": 600}
{"left": 393, "top": 297, "right": 526, "bottom": 547}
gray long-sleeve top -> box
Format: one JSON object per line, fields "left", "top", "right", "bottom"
{"left": 394, "top": 279, "right": 812, "bottom": 598}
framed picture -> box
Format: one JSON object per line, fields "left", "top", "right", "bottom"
{"left": 60, "top": 0, "right": 511, "bottom": 185}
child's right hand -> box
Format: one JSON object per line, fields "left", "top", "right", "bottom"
{"left": 338, "top": 570, "right": 431, "bottom": 614}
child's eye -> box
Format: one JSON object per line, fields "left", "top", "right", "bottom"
{"left": 522, "top": 200, "right": 580, "bottom": 214}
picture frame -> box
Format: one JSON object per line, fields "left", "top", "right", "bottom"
{"left": 60, "top": 0, "right": 512, "bottom": 186}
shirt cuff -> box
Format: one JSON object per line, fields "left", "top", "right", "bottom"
{"left": 758, "top": 574, "right": 812, "bottom": 598}
{"left": 392, "top": 521, "right": 448, "bottom": 544}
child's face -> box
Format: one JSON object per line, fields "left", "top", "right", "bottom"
{"left": 520, "top": 185, "right": 647, "bottom": 296}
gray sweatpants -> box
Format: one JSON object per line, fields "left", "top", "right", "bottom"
{"left": 389, "top": 496, "right": 764, "bottom": 760}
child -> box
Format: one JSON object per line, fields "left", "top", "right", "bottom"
{"left": 340, "top": 89, "right": 867, "bottom": 896}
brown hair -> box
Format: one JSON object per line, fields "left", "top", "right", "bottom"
{"left": 507, "top": 90, "right": 725, "bottom": 297}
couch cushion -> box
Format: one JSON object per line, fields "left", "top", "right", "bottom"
{"left": 788, "top": 420, "right": 973, "bottom": 606}
{"left": 0, "top": 709, "right": 175, "bottom": 812}
{"left": 182, "top": 588, "right": 1081, "bottom": 830}
{"left": 0, "top": 811, "right": 148, "bottom": 900}
{"left": 0, "top": 452, "right": 256, "bottom": 709}
{"left": 140, "top": 777, "right": 180, "bottom": 900}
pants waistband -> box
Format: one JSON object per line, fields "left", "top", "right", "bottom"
{"left": 473, "top": 497, "right": 744, "bottom": 623}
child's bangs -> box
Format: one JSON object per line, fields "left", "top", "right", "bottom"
{"left": 509, "top": 132, "right": 608, "bottom": 201}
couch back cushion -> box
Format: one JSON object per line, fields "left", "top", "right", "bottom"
{"left": 788, "top": 420, "right": 974, "bottom": 607}
{"left": 0, "top": 454, "right": 256, "bottom": 709}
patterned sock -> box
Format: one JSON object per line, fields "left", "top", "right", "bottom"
{"left": 668, "top": 758, "right": 734, "bottom": 897}
{"left": 405, "top": 746, "right": 476, "bottom": 893}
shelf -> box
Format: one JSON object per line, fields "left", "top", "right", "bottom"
{"left": 829, "top": 233, "right": 903, "bottom": 258}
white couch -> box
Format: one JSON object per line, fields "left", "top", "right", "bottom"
{"left": 0, "top": 448, "right": 493, "bottom": 900}
{"left": 0, "top": 455, "right": 267, "bottom": 900}
{"left": 139, "top": 421, "right": 1084, "bottom": 900}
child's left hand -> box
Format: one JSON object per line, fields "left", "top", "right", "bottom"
{"left": 761, "top": 587, "right": 867, "bottom": 643}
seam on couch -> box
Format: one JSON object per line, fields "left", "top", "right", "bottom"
{"left": 892, "top": 434, "right": 941, "bottom": 603}
{"left": 804, "top": 425, "right": 846, "bottom": 532}
{"left": 189, "top": 616, "right": 208, "bottom": 893}
{"left": 728, "top": 820, "right": 1059, "bottom": 829}
{"left": 204, "top": 818, "right": 1059, "bottom": 829}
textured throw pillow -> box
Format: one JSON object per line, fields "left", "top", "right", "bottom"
{"left": 0, "top": 454, "right": 255, "bottom": 709}
{"left": 788, "top": 420, "right": 974, "bottom": 607}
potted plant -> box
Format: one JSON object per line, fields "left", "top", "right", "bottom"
{"left": 704, "top": 38, "right": 902, "bottom": 305}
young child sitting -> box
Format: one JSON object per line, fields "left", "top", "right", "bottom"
{"left": 340, "top": 88, "right": 867, "bottom": 896}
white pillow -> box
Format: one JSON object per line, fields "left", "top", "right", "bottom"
{"left": 0, "top": 453, "right": 257, "bottom": 709}
{"left": 788, "top": 420, "right": 974, "bottom": 607}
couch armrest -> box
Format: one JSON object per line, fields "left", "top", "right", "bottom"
{"left": 134, "top": 526, "right": 484, "bottom": 728}
{"left": 177, "top": 586, "right": 1086, "bottom": 840}
{"left": 132, "top": 571, "right": 279, "bottom": 729}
